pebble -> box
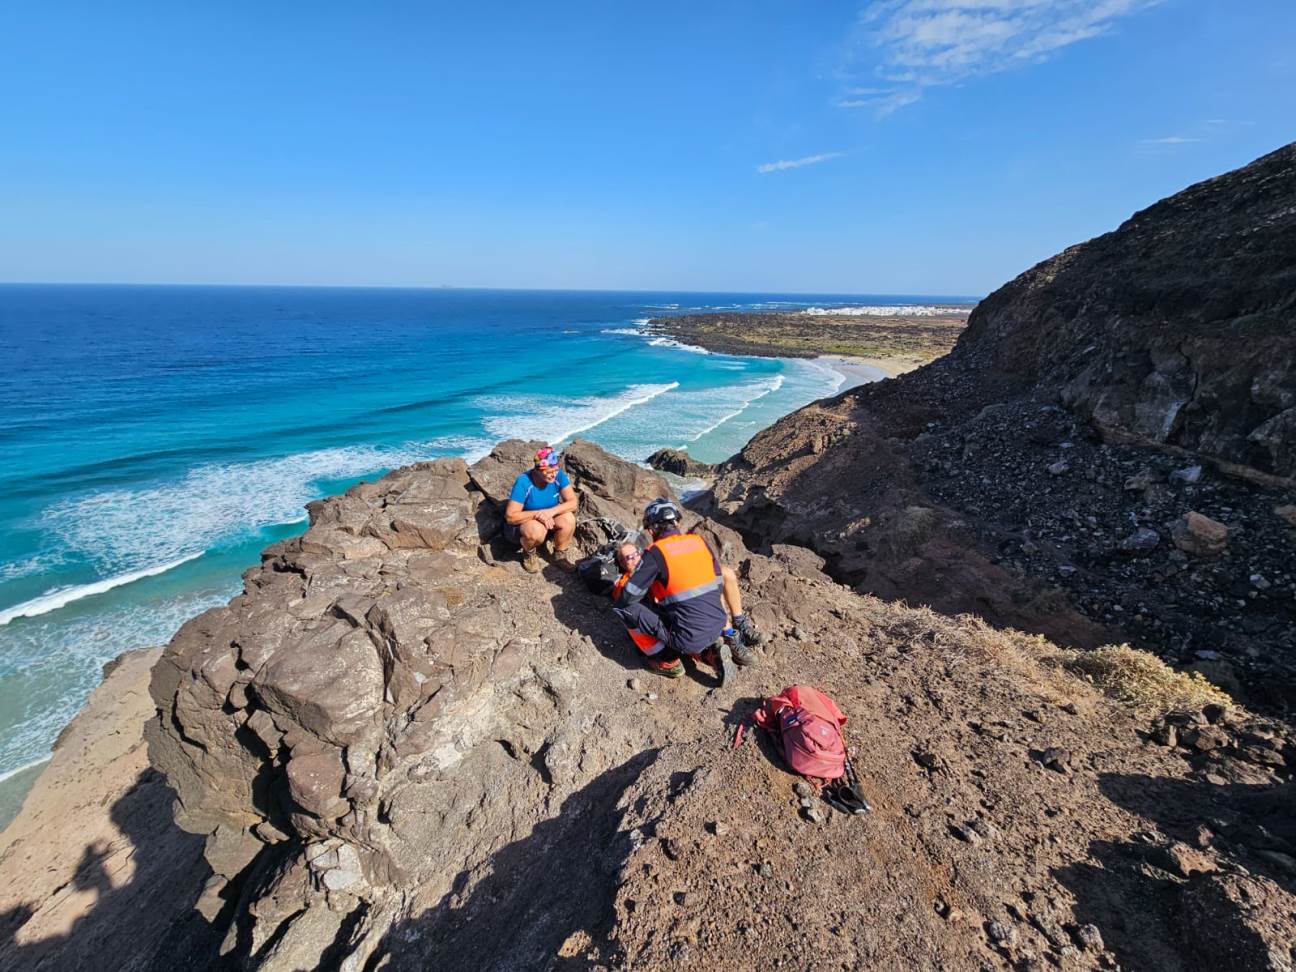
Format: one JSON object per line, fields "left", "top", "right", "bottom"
{"left": 1118, "top": 527, "right": 1160, "bottom": 553}
{"left": 986, "top": 920, "right": 1017, "bottom": 946}
{"left": 1076, "top": 923, "right": 1104, "bottom": 951}
{"left": 627, "top": 678, "right": 642, "bottom": 691}
{"left": 1039, "top": 747, "right": 1072, "bottom": 773}
{"left": 1047, "top": 460, "right": 1070, "bottom": 476}
{"left": 758, "top": 861, "right": 774, "bottom": 878}
{"left": 709, "top": 821, "right": 730, "bottom": 837}
{"left": 803, "top": 803, "right": 827, "bottom": 824}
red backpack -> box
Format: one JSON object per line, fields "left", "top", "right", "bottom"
{"left": 752, "top": 685, "right": 871, "bottom": 815}
{"left": 754, "top": 685, "right": 848, "bottom": 780}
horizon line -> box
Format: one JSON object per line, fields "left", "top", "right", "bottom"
{"left": 0, "top": 280, "right": 984, "bottom": 301}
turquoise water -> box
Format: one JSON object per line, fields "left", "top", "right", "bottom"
{"left": 0, "top": 285, "right": 968, "bottom": 799}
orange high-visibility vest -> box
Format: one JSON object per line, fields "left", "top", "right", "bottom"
{"left": 649, "top": 533, "right": 721, "bottom": 605}
{"left": 611, "top": 572, "right": 664, "bottom": 656}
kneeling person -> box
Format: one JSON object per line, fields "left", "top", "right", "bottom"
{"left": 613, "top": 541, "right": 761, "bottom": 678}
{"left": 613, "top": 499, "right": 753, "bottom": 685}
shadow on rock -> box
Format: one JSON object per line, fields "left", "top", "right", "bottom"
{"left": 0, "top": 767, "right": 225, "bottom": 972}
{"left": 368, "top": 750, "right": 660, "bottom": 971}
{"left": 546, "top": 571, "right": 644, "bottom": 675}
{"left": 1054, "top": 773, "right": 1296, "bottom": 972}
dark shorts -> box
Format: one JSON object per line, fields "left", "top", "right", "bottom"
{"left": 502, "top": 519, "right": 523, "bottom": 545}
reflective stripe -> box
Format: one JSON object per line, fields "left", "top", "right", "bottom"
{"left": 623, "top": 580, "right": 648, "bottom": 599}
{"left": 657, "top": 576, "right": 722, "bottom": 605}
{"left": 633, "top": 636, "right": 665, "bottom": 657}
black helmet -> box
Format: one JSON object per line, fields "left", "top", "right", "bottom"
{"left": 643, "top": 497, "right": 681, "bottom": 530}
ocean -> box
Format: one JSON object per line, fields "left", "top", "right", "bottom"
{"left": 0, "top": 284, "right": 968, "bottom": 823}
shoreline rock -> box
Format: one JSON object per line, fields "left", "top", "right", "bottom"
{"left": 645, "top": 447, "right": 716, "bottom": 478}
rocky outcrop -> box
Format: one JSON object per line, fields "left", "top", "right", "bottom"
{"left": 645, "top": 447, "right": 716, "bottom": 478}
{"left": 956, "top": 141, "right": 1296, "bottom": 477}
{"left": 136, "top": 439, "right": 1296, "bottom": 970}
{"left": 145, "top": 438, "right": 688, "bottom": 966}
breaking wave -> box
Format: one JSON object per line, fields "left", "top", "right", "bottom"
{"left": 0, "top": 553, "right": 204, "bottom": 626}
{"left": 477, "top": 383, "right": 680, "bottom": 446}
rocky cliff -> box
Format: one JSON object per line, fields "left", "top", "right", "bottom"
{"left": 132, "top": 437, "right": 1296, "bottom": 971}
{"left": 956, "top": 141, "right": 1296, "bottom": 477}
{"left": 707, "top": 143, "right": 1296, "bottom": 711}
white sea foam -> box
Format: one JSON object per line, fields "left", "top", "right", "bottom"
{"left": 477, "top": 382, "right": 680, "bottom": 446}
{"left": 647, "top": 336, "right": 710, "bottom": 355}
{"left": 38, "top": 436, "right": 487, "bottom": 581}
{"left": 0, "top": 580, "right": 239, "bottom": 781}
{"left": 798, "top": 358, "right": 849, "bottom": 393}
{"left": 0, "top": 553, "right": 61, "bottom": 584}
{"left": 798, "top": 304, "right": 971, "bottom": 317}
{"left": 676, "top": 375, "right": 785, "bottom": 443}
{"left": 0, "top": 756, "right": 51, "bottom": 784}
{"left": 600, "top": 327, "right": 648, "bottom": 337}
{"left": 0, "top": 552, "right": 204, "bottom": 626}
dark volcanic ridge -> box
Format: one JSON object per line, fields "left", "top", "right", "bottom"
{"left": 707, "top": 142, "right": 1296, "bottom": 714}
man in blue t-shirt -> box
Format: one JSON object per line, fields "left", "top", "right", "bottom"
{"left": 503, "top": 445, "right": 579, "bottom": 573}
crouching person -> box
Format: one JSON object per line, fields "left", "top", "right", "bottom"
{"left": 612, "top": 498, "right": 757, "bottom": 684}
{"left": 503, "top": 445, "right": 578, "bottom": 573}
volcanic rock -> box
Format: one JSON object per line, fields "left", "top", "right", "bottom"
{"left": 1171, "top": 512, "right": 1230, "bottom": 557}
{"left": 646, "top": 447, "right": 716, "bottom": 478}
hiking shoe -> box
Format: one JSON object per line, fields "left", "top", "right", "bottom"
{"left": 732, "top": 613, "right": 763, "bottom": 646}
{"left": 699, "top": 640, "right": 735, "bottom": 687}
{"left": 647, "top": 656, "right": 685, "bottom": 679}
{"left": 730, "top": 636, "right": 758, "bottom": 668}
{"left": 521, "top": 549, "right": 543, "bottom": 574}
{"left": 551, "top": 545, "right": 579, "bottom": 572}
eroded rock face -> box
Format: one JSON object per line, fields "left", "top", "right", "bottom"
{"left": 145, "top": 439, "right": 675, "bottom": 961}
{"left": 645, "top": 447, "right": 716, "bottom": 478}
{"left": 956, "top": 142, "right": 1296, "bottom": 477}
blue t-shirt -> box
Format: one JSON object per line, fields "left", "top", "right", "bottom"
{"left": 508, "top": 470, "right": 571, "bottom": 511}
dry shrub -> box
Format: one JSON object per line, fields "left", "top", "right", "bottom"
{"left": 1065, "top": 644, "right": 1231, "bottom": 714}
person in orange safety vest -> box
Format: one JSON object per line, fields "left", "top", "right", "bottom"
{"left": 612, "top": 498, "right": 759, "bottom": 684}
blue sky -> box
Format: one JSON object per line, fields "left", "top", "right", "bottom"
{"left": 1, "top": 1, "right": 1292, "bottom": 295}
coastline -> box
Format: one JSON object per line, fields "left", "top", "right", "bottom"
{"left": 645, "top": 308, "right": 970, "bottom": 375}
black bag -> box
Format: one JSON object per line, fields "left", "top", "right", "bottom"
{"left": 577, "top": 545, "right": 623, "bottom": 596}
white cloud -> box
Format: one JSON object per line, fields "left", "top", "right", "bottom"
{"left": 1140, "top": 135, "right": 1200, "bottom": 144}
{"left": 756, "top": 152, "right": 845, "bottom": 174}
{"left": 842, "top": 0, "right": 1160, "bottom": 115}
{"left": 837, "top": 89, "right": 924, "bottom": 115}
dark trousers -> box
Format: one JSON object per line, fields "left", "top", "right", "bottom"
{"left": 613, "top": 601, "right": 711, "bottom": 661}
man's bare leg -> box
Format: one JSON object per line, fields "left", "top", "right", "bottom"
{"left": 551, "top": 511, "right": 576, "bottom": 552}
